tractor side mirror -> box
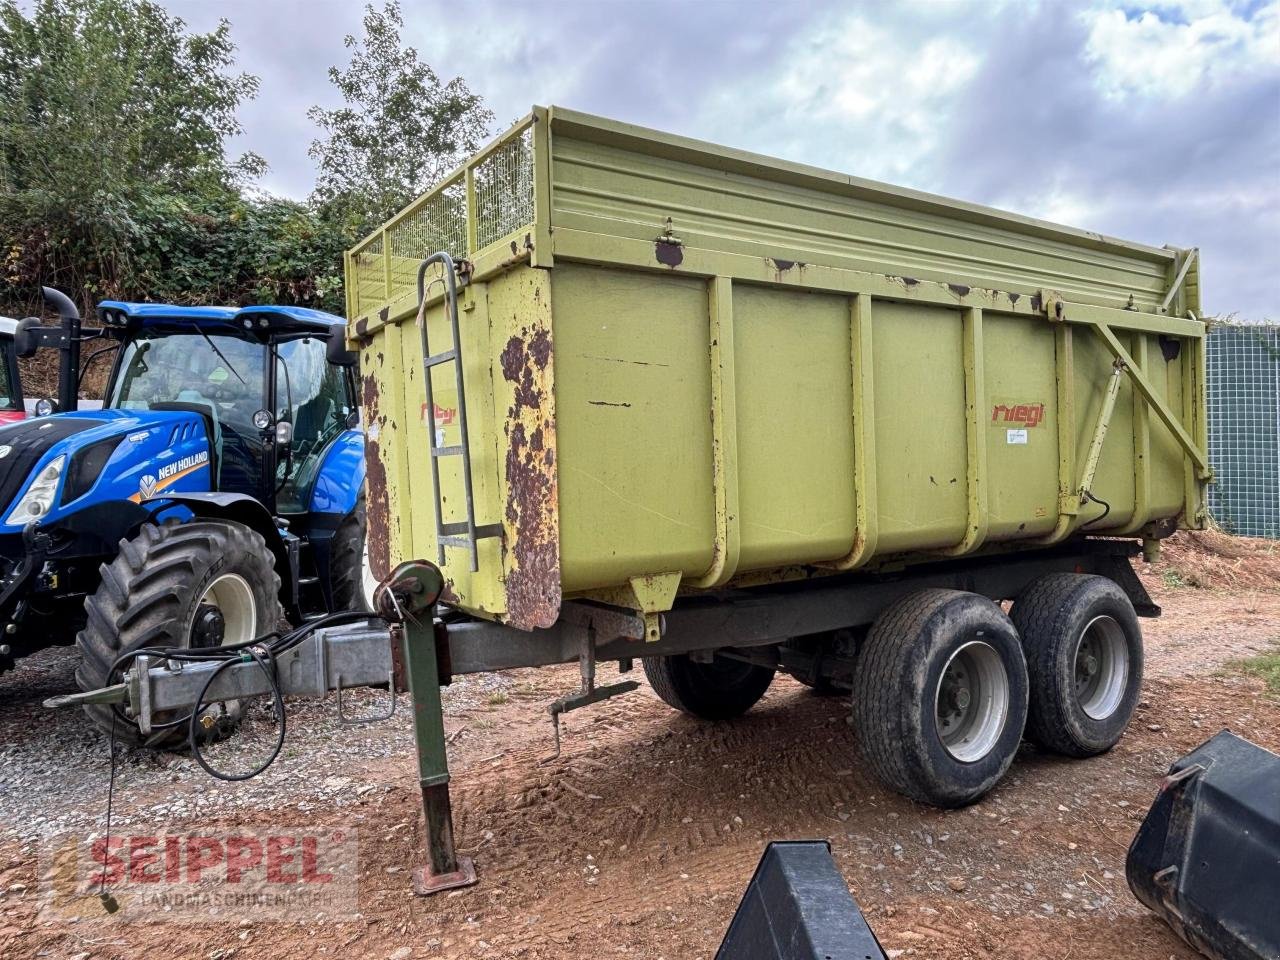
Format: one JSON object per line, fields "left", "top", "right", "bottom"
{"left": 326, "top": 331, "right": 358, "bottom": 367}
{"left": 13, "top": 317, "right": 44, "bottom": 358}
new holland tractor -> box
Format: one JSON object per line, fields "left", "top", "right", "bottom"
{"left": 0, "top": 315, "right": 23, "bottom": 423}
{"left": 0, "top": 289, "right": 367, "bottom": 741}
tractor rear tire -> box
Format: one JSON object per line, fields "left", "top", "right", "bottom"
{"left": 76, "top": 520, "right": 283, "bottom": 747}
{"left": 643, "top": 654, "right": 775, "bottom": 720}
{"left": 329, "top": 493, "right": 371, "bottom": 612}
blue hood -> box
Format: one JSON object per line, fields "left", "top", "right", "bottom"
{"left": 0, "top": 409, "right": 214, "bottom": 530}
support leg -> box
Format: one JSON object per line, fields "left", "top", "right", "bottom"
{"left": 401, "top": 617, "right": 477, "bottom": 895}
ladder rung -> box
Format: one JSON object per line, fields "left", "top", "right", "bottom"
{"left": 431, "top": 445, "right": 464, "bottom": 457}
{"left": 438, "top": 523, "right": 503, "bottom": 541}
{"left": 425, "top": 348, "right": 457, "bottom": 367}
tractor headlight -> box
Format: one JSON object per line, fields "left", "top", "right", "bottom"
{"left": 6, "top": 455, "right": 65, "bottom": 525}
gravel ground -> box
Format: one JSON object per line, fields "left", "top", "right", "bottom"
{"left": 0, "top": 540, "right": 1276, "bottom": 959}
{"left": 0, "top": 645, "right": 515, "bottom": 845}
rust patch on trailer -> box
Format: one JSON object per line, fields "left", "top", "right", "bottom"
{"left": 1008, "top": 292, "right": 1021, "bottom": 306}
{"left": 655, "top": 241, "right": 683, "bottom": 269}
{"left": 888, "top": 275, "right": 920, "bottom": 290}
{"left": 499, "top": 323, "right": 561, "bottom": 630}
{"left": 361, "top": 370, "right": 392, "bottom": 585}
{"left": 948, "top": 283, "right": 972, "bottom": 298}
{"left": 355, "top": 316, "right": 369, "bottom": 338}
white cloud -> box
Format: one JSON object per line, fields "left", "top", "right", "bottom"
{"left": 693, "top": 7, "right": 986, "bottom": 187}
{"left": 1081, "top": 0, "right": 1280, "bottom": 100}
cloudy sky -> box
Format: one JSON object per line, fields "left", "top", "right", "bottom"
{"left": 169, "top": 0, "right": 1278, "bottom": 320}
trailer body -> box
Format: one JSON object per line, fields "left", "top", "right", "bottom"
{"left": 347, "top": 107, "right": 1208, "bottom": 633}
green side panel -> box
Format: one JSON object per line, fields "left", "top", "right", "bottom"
{"left": 552, "top": 263, "right": 715, "bottom": 591}
{"left": 983, "top": 314, "right": 1059, "bottom": 541}
{"left": 870, "top": 302, "right": 968, "bottom": 553}
{"left": 548, "top": 111, "right": 1175, "bottom": 313}
{"left": 734, "top": 285, "right": 855, "bottom": 570}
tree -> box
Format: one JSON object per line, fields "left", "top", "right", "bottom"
{"left": 308, "top": 1, "right": 493, "bottom": 238}
{"left": 0, "top": 0, "right": 263, "bottom": 309}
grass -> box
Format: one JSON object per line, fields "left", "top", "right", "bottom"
{"left": 1228, "top": 644, "right": 1280, "bottom": 697}
{"left": 485, "top": 691, "right": 509, "bottom": 707}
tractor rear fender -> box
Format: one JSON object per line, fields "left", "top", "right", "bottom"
{"left": 147, "top": 493, "right": 298, "bottom": 617}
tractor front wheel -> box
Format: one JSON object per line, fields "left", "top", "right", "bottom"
{"left": 76, "top": 520, "right": 283, "bottom": 746}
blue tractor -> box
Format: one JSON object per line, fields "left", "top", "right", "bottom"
{"left": 0, "top": 289, "right": 367, "bottom": 741}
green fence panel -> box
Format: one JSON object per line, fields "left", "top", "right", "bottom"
{"left": 1206, "top": 324, "right": 1280, "bottom": 539}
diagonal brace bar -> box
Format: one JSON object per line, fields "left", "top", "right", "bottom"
{"left": 1087, "top": 322, "right": 1210, "bottom": 478}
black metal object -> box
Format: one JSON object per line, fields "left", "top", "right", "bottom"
{"left": 717, "top": 841, "right": 887, "bottom": 960}
{"left": 438, "top": 540, "right": 1155, "bottom": 678}
{"left": 13, "top": 288, "right": 85, "bottom": 411}
{"left": 1127, "top": 730, "right": 1280, "bottom": 960}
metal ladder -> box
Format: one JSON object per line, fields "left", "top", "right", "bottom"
{"left": 416, "top": 252, "right": 501, "bottom": 572}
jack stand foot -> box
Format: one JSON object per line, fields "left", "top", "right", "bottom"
{"left": 412, "top": 856, "right": 477, "bottom": 896}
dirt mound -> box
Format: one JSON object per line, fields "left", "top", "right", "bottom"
{"left": 1143, "top": 529, "right": 1280, "bottom": 591}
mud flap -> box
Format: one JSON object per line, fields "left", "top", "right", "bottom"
{"left": 716, "top": 841, "right": 887, "bottom": 960}
{"left": 1126, "top": 730, "right": 1280, "bottom": 960}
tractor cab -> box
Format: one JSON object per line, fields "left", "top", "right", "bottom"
{"left": 96, "top": 302, "right": 360, "bottom": 519}
{"left": 0, "top": 316, "right": 23, "bottom": 423}
{"left": 1, "top": 291, "right": 367, "bottom": 700}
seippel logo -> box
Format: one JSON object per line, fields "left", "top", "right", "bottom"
{"left": 991, "top": 403, "right": 1046, "bottom": 428}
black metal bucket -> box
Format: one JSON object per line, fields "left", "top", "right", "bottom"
{"left": 1127, "top": 730, "right": 1280, "bottom": 960}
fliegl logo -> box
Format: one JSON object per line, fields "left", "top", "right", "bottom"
{"left": 38, "top": 827, "right": 359, "bottom": 923}
{"left": 990, "top": 402, "right": 1046, "bottom": 428}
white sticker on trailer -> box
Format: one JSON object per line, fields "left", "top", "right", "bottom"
{"left": 1007, "top": 428, "right": 1028, "bottom": 445}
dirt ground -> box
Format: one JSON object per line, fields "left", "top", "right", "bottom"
{"left": 1, "top": 533, "right": 1277, "bottom": 959}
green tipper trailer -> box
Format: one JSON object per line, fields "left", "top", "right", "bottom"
{"left": 341, "top": 106, "right": 1207, "bottom": 885}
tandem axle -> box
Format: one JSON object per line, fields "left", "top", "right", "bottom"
{"left": 48, "top": 539, "right": 1157, "bottom": 894}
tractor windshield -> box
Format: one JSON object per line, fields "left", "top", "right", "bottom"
{"left": 108, "top": 331, "right": 267, "bottom": 421}
{"left": 108, "top": 331, "right": 269, "bottom": 495}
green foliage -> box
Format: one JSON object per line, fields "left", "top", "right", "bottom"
{"left": 0, "top": 0, "right": 270, "bottom": 314}
{"left": 0, "top": 0, "right": 263, "bottom": 197}
{"left": 0, "top": 0, "right": 493, "bottom": 333}
{"left": 308, "top": 0, "right": 493, "bottom": 238}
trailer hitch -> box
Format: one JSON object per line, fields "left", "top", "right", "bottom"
{"left": 48, "top": 559, "right": 480, "bottom": 897}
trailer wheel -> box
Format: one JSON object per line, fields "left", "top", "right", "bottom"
{"left": 1011, "top": 574, "right": 1143, "bottom": 757}
{"left": 329, "top": 492, "right": 371, "bottom": 612}
{"left": 643, "top": 654, "right": 774, "bottom": 720}
{"left": 76, "top": 520, "right": 283, "bottom": 746}
{"left": 852, "top": 590, "right": 1029, "bottom": 808}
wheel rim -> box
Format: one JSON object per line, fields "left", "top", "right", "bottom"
{"left": 935, "top": 639, "right": 1010, "bottom": 763}
{"left": 1073, "top": 615, "right": 1128, "bottom": 720}
{"left": 192, "top": 573, "right": 257, "bottom": 647}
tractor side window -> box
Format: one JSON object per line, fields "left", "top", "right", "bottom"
{"left": 275, "top": 336, "right": 351, "bottom": 514}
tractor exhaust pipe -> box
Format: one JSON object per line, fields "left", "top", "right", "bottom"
{"left": 41, "top": 286, "right": 81, "bottom": 412}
